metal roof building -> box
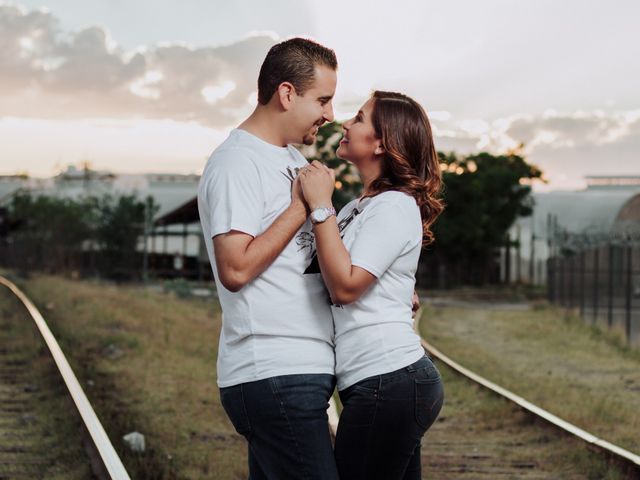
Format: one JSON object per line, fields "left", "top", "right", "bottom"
{"left": 506, "top": 176, "right": 640, "bottom": 285}
{"left": 0, "top": 167, "right": 203, "bottom": 257}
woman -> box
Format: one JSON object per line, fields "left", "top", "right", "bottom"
{"left": 299, "top": 90, "right": 444, "bottom": 480}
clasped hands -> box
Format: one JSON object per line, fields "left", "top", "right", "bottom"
{"left": 292, "top": 160, "right": 335, "bottom": 211}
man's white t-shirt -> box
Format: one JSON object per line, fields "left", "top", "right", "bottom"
{"left": 197, "top": 129, "right": 335, "bottom": 388}
{"left": 331, "top": 191, "right": 425, "bottom": 391}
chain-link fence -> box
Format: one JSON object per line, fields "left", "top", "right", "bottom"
{"left": 547, "top": 226, "right": 640, "bottom": 346}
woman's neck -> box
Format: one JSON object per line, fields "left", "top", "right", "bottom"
{"left": 360, "top": 172, "right": 376, "bottom": 197}
{"left": 359, "top": 160, "right": 381, "bottom": 197}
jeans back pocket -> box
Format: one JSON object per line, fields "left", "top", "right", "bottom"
{"left": 220, "top": 385, "right": 252, "bottom": 438}
{"left": 414, "top": 376, "right": 444, "bottom": 431}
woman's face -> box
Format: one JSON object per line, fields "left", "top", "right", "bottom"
{"left": 336, "top": 98, "right": 382, "bottom": 166}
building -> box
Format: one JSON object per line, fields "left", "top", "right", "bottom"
{"left": 0, "top": 166, "right": 203, "bottom": 277}
{"left": 504, "top": 176, "right": 640, "bottom": 285}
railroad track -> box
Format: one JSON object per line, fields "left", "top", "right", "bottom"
{"left": 0, "top": 275, "right": 130, "bottom": 480}
{"left": 3, "top": 273, "right": 638, "bottom": 479}
{"left": 414, "top": 306, "right": 640, "bottom": 479}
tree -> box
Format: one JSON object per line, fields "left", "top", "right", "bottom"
{"left": 93, "top": 194, "right": 158, "bottom": 277}
{"left": 4, "top": 192, "right": 157, "bottom": 278}
{"left": 7, "top": 192, "right": 96, "bottom": 272}
{"left": 428, "top": 151, "right": 543, "bottom": 284}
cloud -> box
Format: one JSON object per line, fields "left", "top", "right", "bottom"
{"left": 428, "top": 109, "right": 640, "bottom": 189}
{"left": 430, "top": 108, "right": 640, "bottom": 154}
{"left": 0, "top": 4, "right": 276, "bottom": 127}
{"left": 503, "top": 110, "right": 640, "bottom": 150}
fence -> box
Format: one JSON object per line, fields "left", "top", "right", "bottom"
{"left": 547, "top": 230, "right": 640, "bottom": 346}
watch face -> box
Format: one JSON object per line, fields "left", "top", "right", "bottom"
{"left": 312, "top": 209, "right": 327, "bottom": 223}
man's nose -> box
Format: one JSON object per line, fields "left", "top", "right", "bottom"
{"left": 323, "top": 103, "right": 335, "bottom": 123}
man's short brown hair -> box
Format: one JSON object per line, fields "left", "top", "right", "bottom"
{"left": 257, "top": 38, "right": 337, "bottom": 105}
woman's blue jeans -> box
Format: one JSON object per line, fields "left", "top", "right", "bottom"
{"left": 335, "top": 355, "right": 444, "bottom": 480}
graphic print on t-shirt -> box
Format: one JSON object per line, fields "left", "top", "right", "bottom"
{"left": 282, "top": 165, "right": 316, "bottom": 262}
{"left": 302, "top": 205, "right": 361, "bottom": 274}
{"left": 282, "top": 164, "right": 362, "bottom": 274}
{"left": 281, "top": 165, "right": 301, "bottom": 183}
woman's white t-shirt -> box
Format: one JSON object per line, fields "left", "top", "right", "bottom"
{"left": 332, "top": 190, "right": 425, "bottom": 391}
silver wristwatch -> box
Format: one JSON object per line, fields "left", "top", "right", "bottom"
{"left": 310, "top": 206, "right": 336, "bottom": 225}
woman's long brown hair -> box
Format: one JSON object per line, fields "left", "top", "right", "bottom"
{"left": 367, "top": 90, "right": 444, "bottom": 246}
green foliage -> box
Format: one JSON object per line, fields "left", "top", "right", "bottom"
{"left": 433, "top": 151, "right": 543, "bottom": 262}
{"left": 164, "top": 278, "right": 192, "bottom": 299}
{"left": 8, "top": 192, "right": 97, "bottom": 272}
{"left": 93, "top": 194, "right": 157, "bottom": 275}
{"left": 5, "top": 192, "right": 158, "bottom": 278}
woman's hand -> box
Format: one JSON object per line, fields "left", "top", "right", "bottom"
{"left": 412, "top": 290, "right": 420, "bottom": 318}
{"left": 299, "top": 160, "right": 335, "bottom": 209}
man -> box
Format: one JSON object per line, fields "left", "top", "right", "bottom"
{"left": 197, "top": 38, "right": 339, "bottom": 480}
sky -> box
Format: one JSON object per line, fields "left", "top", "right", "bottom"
{"left": 1, "top": 0, "right": 639, "bottom": 190}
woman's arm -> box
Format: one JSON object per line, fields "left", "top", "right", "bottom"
{"left": 312, "top": 219, "right": 377, "bottom": 304}
{"left": 300, "top": 163, "right": 377, "bottom": 304}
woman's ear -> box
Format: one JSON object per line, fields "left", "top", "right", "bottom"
{"left": 374, "top": 144, "right": 385, "bottom": 155}
{"left": 277, "top": 82, "right": 295, "bottom": 110}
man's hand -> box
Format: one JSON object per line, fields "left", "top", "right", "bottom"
{"left": 291, "top": 174, "right": 309, "bottom": 215}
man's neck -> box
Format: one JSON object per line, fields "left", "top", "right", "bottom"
{"left": 238, "top": 107, "right": 289, "bottom": 147}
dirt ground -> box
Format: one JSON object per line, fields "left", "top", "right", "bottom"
{"left": 419, "top": 296, "right": 639, "bottom": 479}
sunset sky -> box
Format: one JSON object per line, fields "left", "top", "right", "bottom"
{"left": 1, "top": 0, "right": 639, "bottom": 190}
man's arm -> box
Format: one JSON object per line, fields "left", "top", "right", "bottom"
{"left": 213, "top": 177, "right": 307, "bottom": 292}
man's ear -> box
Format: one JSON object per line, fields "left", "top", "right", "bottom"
{"left": 277, "top": 82, "right": 295, "bottom": 111}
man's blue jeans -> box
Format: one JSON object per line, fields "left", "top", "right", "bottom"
{"left": 219, "top": 374, "right": 339, "bottom": 480}
{"left": 334, "top": 356, "right": 444, "bottom": 480}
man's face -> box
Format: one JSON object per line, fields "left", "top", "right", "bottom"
{"left": 290, "top": 65, "right": 337, "bottom": 145}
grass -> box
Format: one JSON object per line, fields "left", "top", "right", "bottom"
{"left": 0, "top": 288, "right": 92, "bottom": 479}
{"left": 2, "top": 272, "right": 637, "bottom": 479}
{"left": 423, "top": 359, "right": 635, "bottom": 479}
{"left": 8, "top": 273, "right": 248, "bottom": 480}
{"left": 418, "top": 298, "right": 640, "bottom": 456}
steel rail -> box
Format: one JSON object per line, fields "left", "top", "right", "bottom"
{"left": 0, "top": 275, "right": 131, "bottom": 480}
{"left": 414, "top": 306, "right": 640, "bottom": 472}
